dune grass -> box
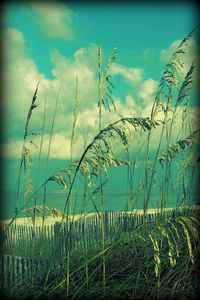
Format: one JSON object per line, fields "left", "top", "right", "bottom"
{"left": 5, "top": 213, "right": 200, "bottom": 300}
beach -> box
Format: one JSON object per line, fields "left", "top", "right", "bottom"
{"left": 1, "top": 206, "right": 191, "bottom": 227}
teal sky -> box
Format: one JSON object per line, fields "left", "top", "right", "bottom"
{"left": 4, "top": 2, "right": 197, "bottom": 79}
{"left": 1, "top": 2, "right": 198, "bottom": 219}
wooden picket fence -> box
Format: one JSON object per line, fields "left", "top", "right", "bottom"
{"left": 0, "top": 208, "right": 194, "bottom": 291}
{"left": 2, "top": 210, "right": 181, "bottom": 258}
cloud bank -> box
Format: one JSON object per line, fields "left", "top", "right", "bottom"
{"left": 2, "top": 21, "right": 198, "bottom": 161}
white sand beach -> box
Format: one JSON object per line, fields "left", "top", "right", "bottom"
{"left": 2, "top": 213, "right": 95, "bottom": 227}
{"left": 1, "top": 206, "right": 191, "bottom": 227}
{"left": 1, "top": 205, "right": 198, "bottom": 227}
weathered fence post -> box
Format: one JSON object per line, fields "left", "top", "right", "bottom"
{"left": 54, "top": 222, "right": 62, "bottom": 258}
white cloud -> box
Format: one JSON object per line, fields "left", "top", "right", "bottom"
{"left": 111, "top": 63, "right": 143, "bottom": 85}
{"left": 160, "top": 40, "right": 181, "bottom": 62}
{"left": 2, "top": 134, "right": 68, "bottom": 160}
{"left": 3, "top": 27, "right": 98, "bottom": 135}
{"left": 2, "top": 28, "right": 99, "bottom": 160}
{"left": 3, "top": 104, "right": 198, "bottom": 160}
{"left": 3, "top": 27, "right": 197, "bottom": 162}
{"left": 125, "top": 95, "right": 137, "bottom": 110}
{"left": 160, "top": 37, "right": 198, "bottom": 75}
{"left": 3, "top": 27, "right": 25, "bottom": 49}
{"left": 141, "top": 79, "right": 158, "bottom": 95}
{"left": 139, "top": 78, "right": 158, "bottom": 103}
{"left": 2, "top": 28, "right": 46, "bottom": 137}
{"left": 2, "top": 140, "right": 24, "bottom": 159}
{"left": 28, "top": 2, "right": 76, "bottom": 40}
{"left": 76, "top": 105, "right": 99, "bottom": 129}
{"left": 50, "top": 45, "right": 98, "bottom": 113}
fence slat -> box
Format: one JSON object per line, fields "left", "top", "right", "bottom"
{"left": 1, "top": 255, "right": 4, "bottom": 290}
{"left": 6, "top": 256, "right": 10, "bottom": 290}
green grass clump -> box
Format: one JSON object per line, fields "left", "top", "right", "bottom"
{"left": 7, "top": 213, "right": 200, "bottom": 300}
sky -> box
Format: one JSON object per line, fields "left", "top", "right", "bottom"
{"left": 1, "top": 1, "right": 199, "bottom": 218}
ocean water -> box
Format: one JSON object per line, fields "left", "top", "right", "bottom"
{"left": 1, "top": 188, "right": 196, "bottom": 220}
{"left": 2, "top": 159, "right": 198, "bottom": 220}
